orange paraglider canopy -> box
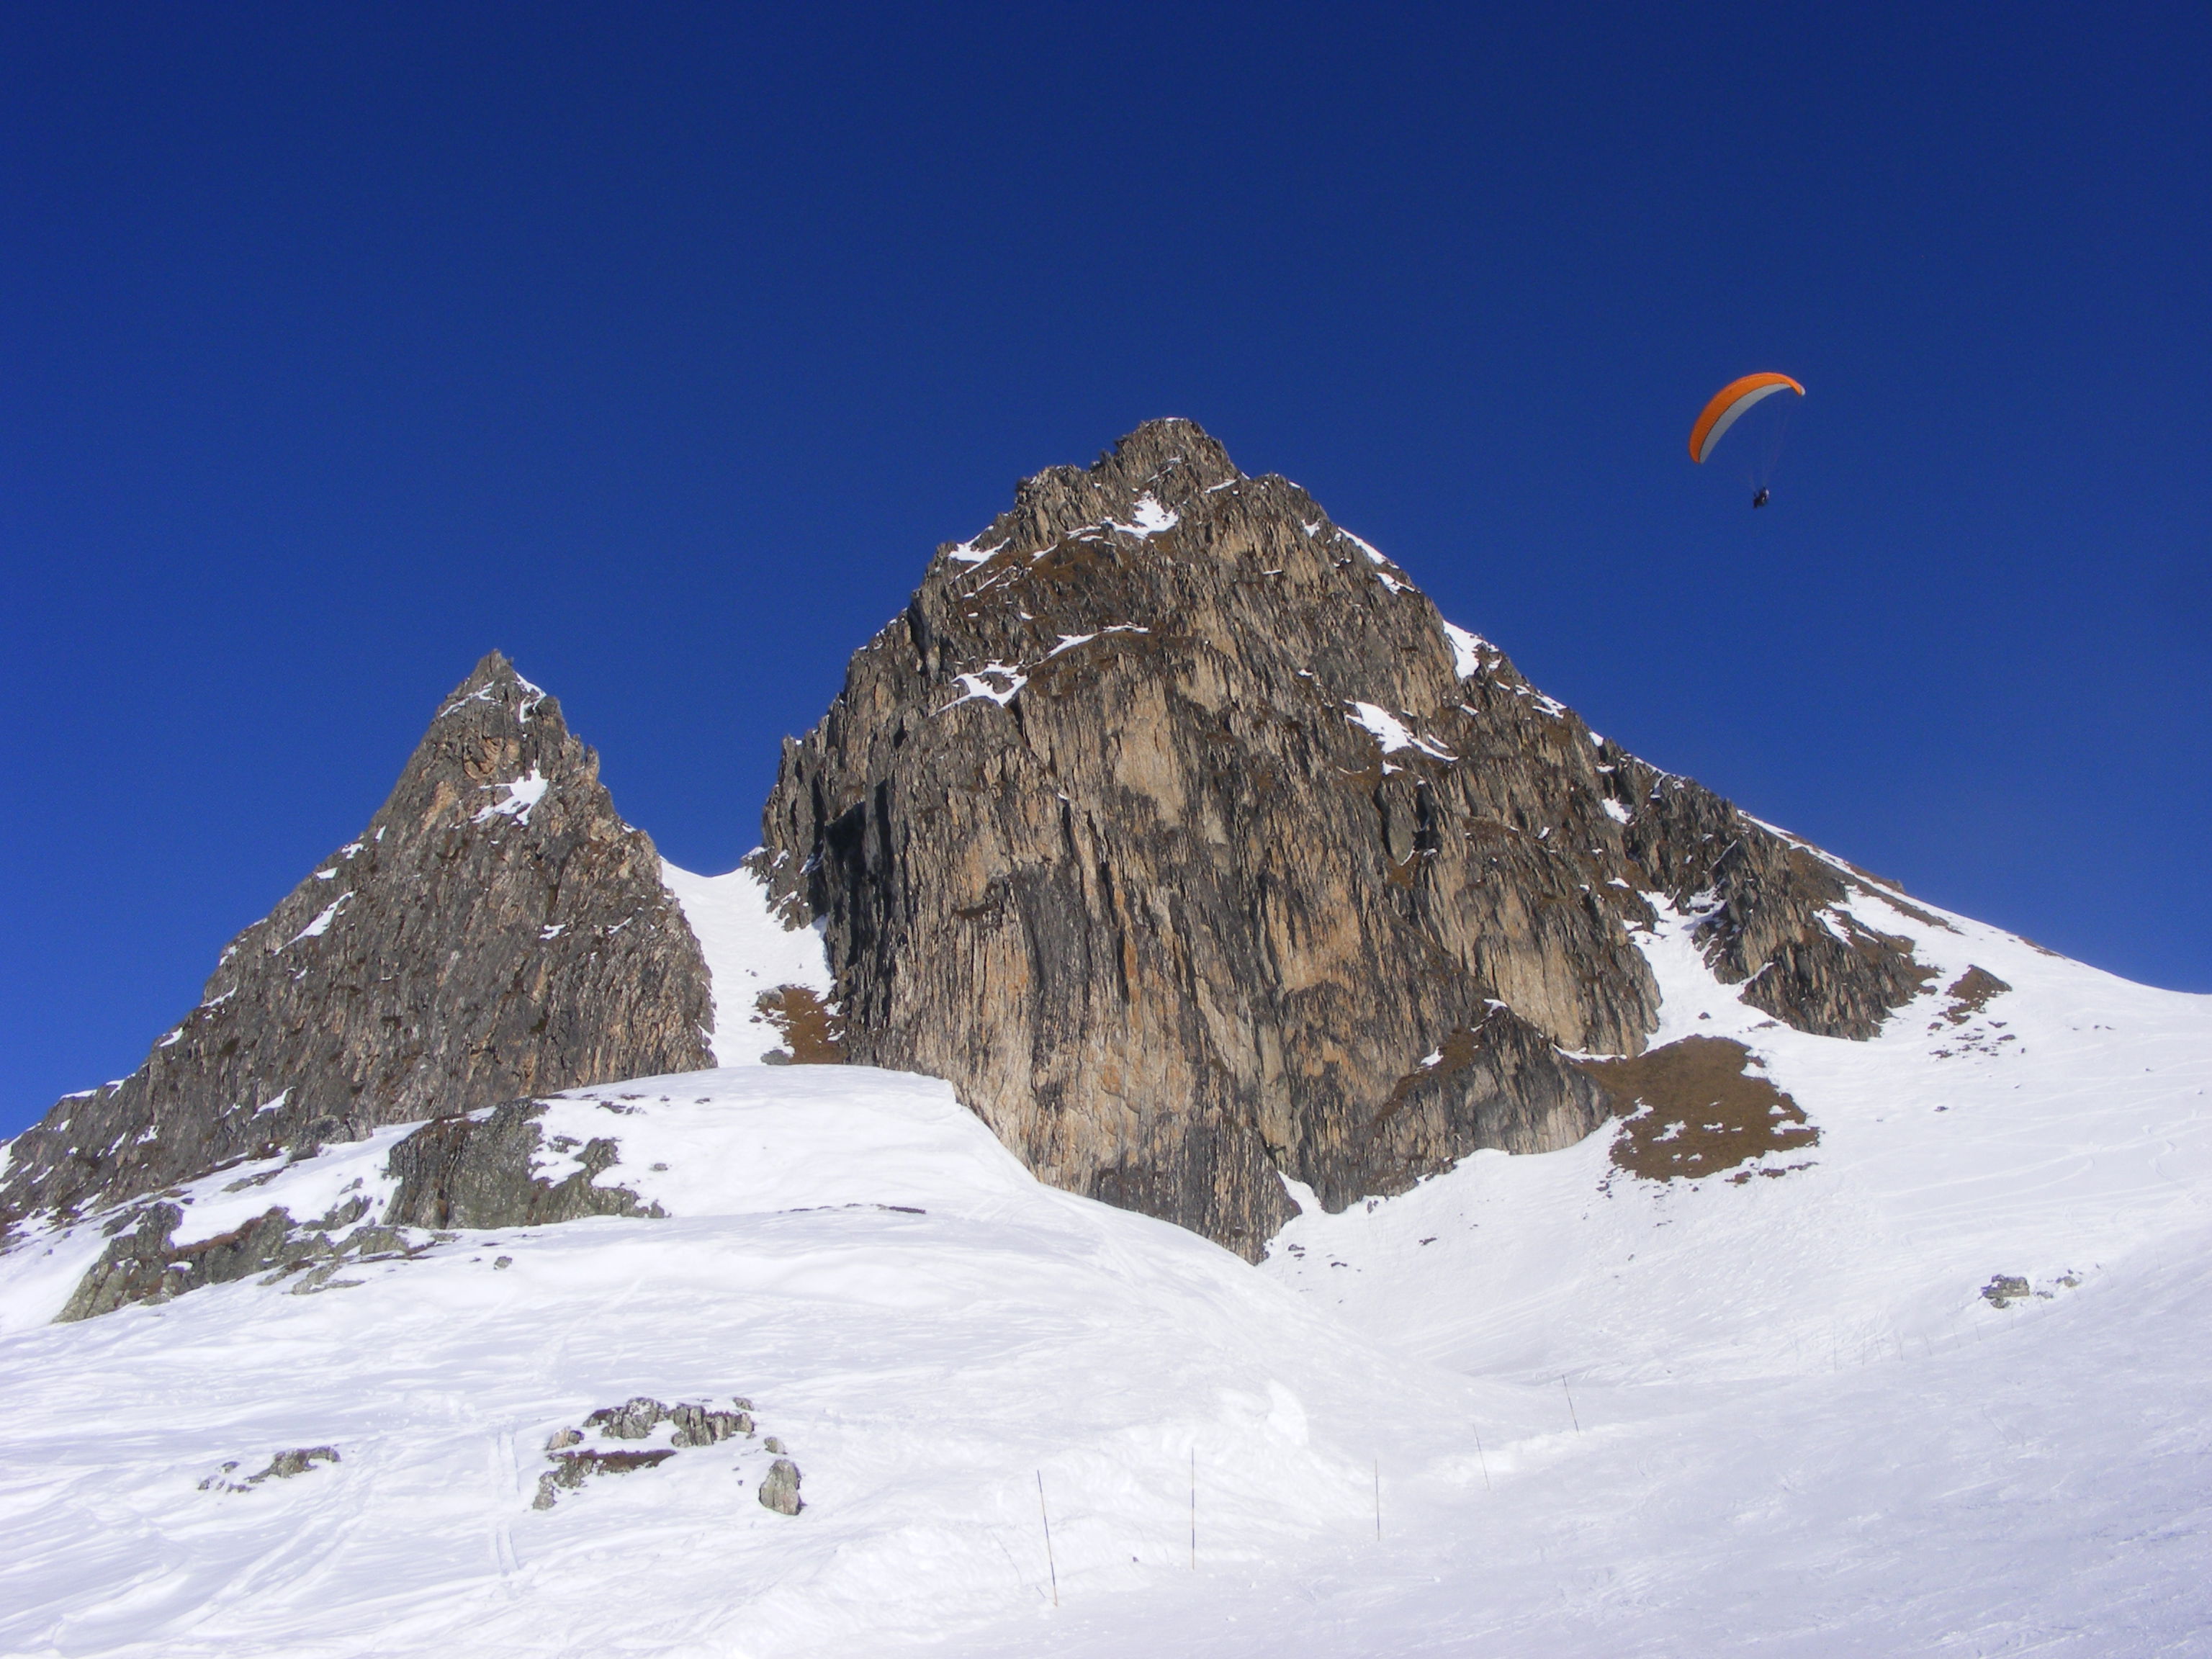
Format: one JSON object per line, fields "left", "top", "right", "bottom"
{"left": 1689, "top": 372, "right": 1804, "bottom": 464}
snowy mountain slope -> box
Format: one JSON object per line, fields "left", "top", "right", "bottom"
{"left": 1265, "top": 877, "right": 2212, "bottom": 1385}
{"left": 659, "top": 861, "right": 834, "bottom": 1065}
{"left": 1218, "top": 878, "right": 2212, "bottom": 1655}
{"left": 953, "top": 1230, "right": 2212, "bottom": 1659}
{"left": 0, "top": 1065, "right": 1480, "bottom": 1659}
{"left": 3, "top": 860, "right": 2208, "bottom": 1657}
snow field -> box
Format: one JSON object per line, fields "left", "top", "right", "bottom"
{"left": 952, "top": 1223, "right": 2212, "bottom": 1658}
{"left": 0, "top": 1066, "right": 1483, "bottom": 1658}
{"left": 1233, "top": 878, "right": 2212, "bottom": 1655}
{"left": 1, "top": 859, "right": 2208, "bottom": 1655}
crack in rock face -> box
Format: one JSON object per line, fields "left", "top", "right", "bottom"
{"left": 754, "top": 418, "right": 1933, "bottom": 1257}
{"left": 1, "top": 652, "right": 715, "bottom": 1235}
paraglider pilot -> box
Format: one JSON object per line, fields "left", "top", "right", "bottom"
{"left": 1689, "top": 374, "right": 1803, "bottom": 512}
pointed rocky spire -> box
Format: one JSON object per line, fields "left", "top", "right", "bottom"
{"left": 1, "top": 653, "right": 714, "bottom": 1229}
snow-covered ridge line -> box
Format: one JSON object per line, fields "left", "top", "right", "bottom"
{"left": 1339, "top": 528, "right": 1413, "bottom": 594}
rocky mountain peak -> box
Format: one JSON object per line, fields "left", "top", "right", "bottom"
{"left": 976, "top": 417, "right": 1242, "bottom": 551}
{"left": 757, "top": 420, "right": 1934, "bottom": 1256}
{"left": 1, "top": 652, "right": 714, "bottom": 1231}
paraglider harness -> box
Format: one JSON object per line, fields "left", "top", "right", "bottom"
{"left": 1751, "top": 488, "right": 1770, "bottom": 509}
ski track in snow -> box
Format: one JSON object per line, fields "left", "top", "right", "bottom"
{"left": 1, "top": 865, "right": 2208, "bottom": 1655}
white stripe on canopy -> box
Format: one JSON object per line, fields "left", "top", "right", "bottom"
{"left": 1694, "top": 379, "right": 1796, "bottom": 464}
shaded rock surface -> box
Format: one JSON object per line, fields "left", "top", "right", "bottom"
{"left": 382, "top": 1099, "right": 662, "bottom": 1230}
{"left": 4, "top": 653, "right": 714, "bottom": 1233}
{"left": 758, "top": 1457, "right": 802, "bottom": 1515}
{"left": 55, "top": 1093, "right": 661, "bottom": 1322}
{"left": 533, "top": 1449, "right": 674, "bottom": 1509}
{"left": 56, "top": 1190, "right": 408, "bottom": 1323}
{"left": 755, "top": 418, "right": 1933, "bottom": 1256}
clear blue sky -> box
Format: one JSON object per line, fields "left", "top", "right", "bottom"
{"left": 4, "top": 4, "right": 2207, "bottom": 1133}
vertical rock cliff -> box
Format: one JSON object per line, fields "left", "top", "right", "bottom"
{"left": 1, "top": 654, "right": 714, "bottom": 1228}
{"left": 756, "top": 420, "right": 1931, "bottom": 1256}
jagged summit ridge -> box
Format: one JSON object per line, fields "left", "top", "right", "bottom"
{"left": 0, "top": 652, "right": 714, "bottom": 1229}
{"left": 934, "top": 418, "right": 1239, "bottom": 564}
{"left": 756, "top": 418, "right": 1932, "bottom": 1254}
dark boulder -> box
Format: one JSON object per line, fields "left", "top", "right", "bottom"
{"left": 758, "top": 1457, "right": 802, "bottom": 1516}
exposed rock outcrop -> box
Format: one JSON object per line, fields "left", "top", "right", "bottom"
{"left": 579, "top": 1395, "right": 751, "bottom": 1446}
{"left": 534, "top": 1448, "right": 674, "bottom": 1509}
{"left": 1936, "top": 966, "right": 2012, "bottom": 1026}
{"left": 758, "top": 1457, "right": 802, "bottom": 1515}
{"left": 382, "top": 1099, "right": 661, "bottom": 1230}
{"left": 199, "top": 1447, "right": 341, "bottom": 1492}
{"left": 54, "top": 1094, "right": 660, "bottom": 1322}
{"left": 755, "top": 419, "right": 1930, "bottom": 1256}
{"left": 1578, "top": 1035, "right": 1818, "bottom": 1184}
{"left": 3, "top": 654, "right": 714, "bottom": 1233}
{"left": 532, "top": 1395, "right": 769, "bottom": 1510}
{"left": 55, "top": 1190, "right": 408, "bottom": 1322}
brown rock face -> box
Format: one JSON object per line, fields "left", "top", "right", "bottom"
{"left": 1, "top": 653, "right": 714, "bottom": 1229}
{"left": 756, "top": 419, "right": 1929, "bottom": 1256}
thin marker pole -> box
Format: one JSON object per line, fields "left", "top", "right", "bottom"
{"left": 1036, "top": 1471, "right": 1058, "bottom": 1607}
{"left": 1189, "top": 1447, "right": 1197, "bottom": 1570}
{"left": 1474, "top": 1426, "right": 1491, "bottom": 1491}
{"left": 1562, "top": 1375, "right": 1581, "bottom": 1436}
{"left": 1372, "top": 1458, "right": 1382, "bottom": 1541}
